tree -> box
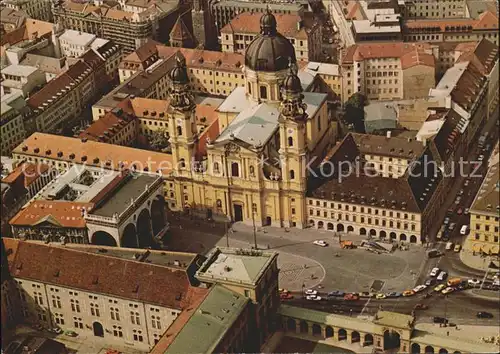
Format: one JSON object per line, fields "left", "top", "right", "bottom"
{"left": 343, "top": 93, "right": 366, "bottom": 133}
{"left": 148, "top": 129, "right": 170, "bottom": 152}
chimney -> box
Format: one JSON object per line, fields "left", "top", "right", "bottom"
{"left": 386, "top": 131, "right": 391, "bottom": 139}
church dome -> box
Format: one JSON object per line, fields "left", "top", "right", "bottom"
{"left": 244, "top": 10, "right": 296, "bottom": 72}
{"left": 168, "top": 53, "right": 189, "bottom": 84}
{"left": 283, "top": 69, "right": 302, "bottom": 93}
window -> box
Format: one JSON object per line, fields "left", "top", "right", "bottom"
{"left": 177, "top": 126, "right": 182, "bottom": 136}
{"left": 73, "top": 317, "right": 83, "bottom": 329}
{"left": 70, "top": 299, "right": 80, "bottom": 312}
{"left": 34, "top": 292, "right": 43, "bottom": 305}
{"left": 290, "top": 170, "right": 295, "bottom": 180}
{"left": 180, "top": 158, "right": 186, "bottom": 168}
{"left": 110, "top": 307, "right": 120, "bottom": 321}
{"left": 130, "top": 311, "right": 141, "bottom": 325}
{"left": 52, "top": 296, "right": 61, "bottom": 309}
{"left": 133, "top": 330, "right": 144, "bottom": 342}
{"left": 90, "top": 303, "right": 100, "bottom": 317}
{"left": 213, "top": 162, "right": 220, "bottom": 173}
{"left": 54, "top": 313, "right": 65, "bottom": 325}
{"left": 113, "top": 325, "right": 123, "bottom": 337}
{"left": 249, "top": 165, "right": 255, "bottom": 177}
{"left": 247, "top": 82, "right": 252, "bottom": 94}
{"left": 288, "top": 136, "right": 294, "bottom": 147}
{"left": 231, "top": 162, "right": 239, "bottom": 177}
{"left": 260, "top": 86, "right": 268, "bottom": 99}
{"left": 151, "top": 315, "right": 161, "bottom": 330}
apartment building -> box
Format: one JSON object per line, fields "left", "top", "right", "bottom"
{"left": 466, "top": 144, "right": 499, "bottom": 256}
{"left": 1, "top": 93, "right": 28, "bottom": 156}
{"left": 3, "top": 238, "right": 208, "bottom": 351}
{"left": 402, "top": 11, "right": 499, "bottom": 44}
{"left": 3, "top": 0, "right": 52, "bottom": 22}
{"left": 52, "top": 0, "right": 184, "bottom": 54}
{"left": 118, "top": 41, "right": 245, "bottom": 98}
{"left": 429, "top": 39, "right": 499, "bottom": 148}
{"left": 403, "top": 0, "right": 467, "bottom": 18}
{"left": 1, "top": 65, "right": 47, "bottom": 97}
{"left": 220, "top": 12, "right": 322, "bottom": 61}
{"left": 2, "top": 162, "right": 56, "bottom": 200}
{"left": 341, "top": 42, "right": 436, "bottom": 102}
{"left": 78, "top": 108, "right": 138, "bottom": 146}
{"left": 352, "top": 14, "right": 403, "bottom": 42}
{"left": 301, "top": 62, "right": 342, "bottom": 99}
{"left": 0, "top": 7, "right": 27, "bottom": 33}
{"left": 307, "top": 133, "right": 443, "bottom": 244}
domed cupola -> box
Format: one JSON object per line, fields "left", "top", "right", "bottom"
{"left": 168, "top": 52, "right": 194, "bottom": 110}
{"left": 244, "top": 9, "right": 296, "bottom": 72}
{"left": 282, "top": 63, "right": 303, "bottom": 94}
{"left": 168, "top": 52, "right": 189, "bottom": 84}
{"left": 279, "top": 64, "right": 307, "bottom": 122}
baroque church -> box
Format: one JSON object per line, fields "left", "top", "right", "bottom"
{"left": 167, "top": 10, "right": 335, "bottom": 228}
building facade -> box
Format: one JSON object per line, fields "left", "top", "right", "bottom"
{"left": 3, "top": 0, "right": 52, "bottom": 22}
{"left": 402, "top": 0, "right": 467, "bottom": 19}
{"left": 1, "top": 93, "right": 28, "bottom": 156}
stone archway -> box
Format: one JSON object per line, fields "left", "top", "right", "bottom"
{"left": 369, "top": 229, "right": 377, "bottom": 237}
{"left": 137, "top": 208, "right": 153, "bottom": 248}
{"left": 411, "top": 343, "right": 421, "bottom": 354}
{"left": 360, "top": 228, "right": 367, "bottom": 236}
{"left": 312, "top": 324, "right": 322, "bottom": 336}
{"left": 364, "top": 333, "right": 373, "bottom": 345}
{"left": 338, "top": 328, "right": 347, "bottom": 341}
{"left": 287, "top": 318, "right": 296, "bottom": 331}
{"left": 380, "top": 230, "right": 387, "bottom": 238}
{"left": 438, "top": 349, "right": 448, "bottom": 354}
{"left": 317, "top": 221, "right": 324, "bottom": 229}
{"left": 384, "top": 330, "right": 401, "bottom": 350}
{"left": 390, "top": 232, "right": 397, "bottom": 240}
{"left": 347, "top": 226, "right": 354, "bottom": 233}
{"left": 400, "top": 234, "right": 407, "bottom": 242}
{"left": 410, "top": 235, "right": 417, "bottom": 243}
{"left": 93, "top": 321, "right": 104, "bottom": 337}
{"left": 425, "top": 345, "right": 435, "bottom": 354}
{"left": 299, "top": 321, "right": 308, "bottom": 333}
{"left": 325, "top": 326, "right": 334, "bottom": 338}
{"left": 151, "top": 195, "right": 167, "bottom": 236}
{"left": 121, "top": 223, "right": 138, "bottom": 248}
{"left": 337, "top": 224, "right": 345, "bottom": 232}
{"left": 91, "top": 231, "right": 117, "bottom": 247}
{"left": 351, "top": 331, "right": 360, "bottom": 343}
{"left": 327, "top": 222, "right": 334, "bottom": 230}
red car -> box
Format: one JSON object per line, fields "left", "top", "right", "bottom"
{"left": 280, "top": 293, "right": 294, "bottom": 300}
{"left": 456, "top": 208, "right": 463, "bottom": 215}
{"left": 344, "top": 293, "right": 359, "bottom": 301}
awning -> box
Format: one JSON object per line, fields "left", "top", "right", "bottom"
{"left": 472, "top": 243, "right": 483, "bottom": 252}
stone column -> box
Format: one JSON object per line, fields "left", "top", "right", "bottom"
{"left": 308, "top": 322, "right": 314, "bottom": 336}
{"left": 321, "top": 325, "right": 327, "bottom": 339}
{"left": 295, "top": 319, "right": 301, "bottom": 334}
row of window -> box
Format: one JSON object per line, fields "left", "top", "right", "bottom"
{"left": 308, "top": 200, "right": 417, "bottom": 220}
{"left": 309, "top": 210, "right": 417, "bottom": 230}
{"left": 474, "top": 234, "right": 499, "bottom": 242}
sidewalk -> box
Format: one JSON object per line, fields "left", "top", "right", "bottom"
{"left": 459, "top": 247, "right": 497, "bottom": 271}
{"left": 415, "top": 322, "right": 499, "bottom": 346}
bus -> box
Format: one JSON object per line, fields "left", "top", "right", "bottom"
{"left": 447, "top": 278, "right": 461, "bottom": 287}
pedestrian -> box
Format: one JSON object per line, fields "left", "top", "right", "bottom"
{"left": 447, "top": 331, "right": 449, "bottom": 336}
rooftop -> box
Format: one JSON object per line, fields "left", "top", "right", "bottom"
{"left": 470, "top": 148, "right": 499, "bottom": 216}
{"left": 4, "top": 238, "right": 207, "bottom": 309}
{"left": 12, "top": 133, "right": 173, "bottom": 177}
{"left": 303, "top": 61, "right": 340, "bottom": 77}
{"left": 196, "top": 247, "right": 277, "bottom": 286}
{"left": 342, "top": 42, "right": 432, "bottom": 64}
{"left": 353, "top": 20, "right": 401, "bottom": 33}
{"left": 373, "top": 310, "right": 414, "bottom": 329}
{"left": 1, "top": 64, "right": 38, "bottom": 77}
{"left": 59, "top": 29, "right": 96, "bottom": 47}
{"left": 1, "top": 162, "right": 51, "bottom": 188}
{"left": 164, "top": 285, "right": 250, "bottom": 354}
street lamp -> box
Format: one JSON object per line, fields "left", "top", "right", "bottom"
{"left": 252, "top": 203, "right": 257, "bottom": 249}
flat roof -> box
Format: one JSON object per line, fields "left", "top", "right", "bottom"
{"left": 373, "top": 310, "right": 414, "bottom": 329}
{"left": 60, "top": 29, "right": 96, "bottom": 47}
{"left": 165, "top": 285, "right": 249, "bottom": 354}
{"left": 353, "top": 20, "right": 401, "bottom": 33}
{"left": 304, "top": 61, "right": 340, "bottom": 77}
{"left": 91, "top": 174, "right": 159, "bottom": 217}
{"left": 2, "top": 64, "right": 38, "bottom": 77}
{"left": 196, "top": 247, "right": 277, "bottom": 285}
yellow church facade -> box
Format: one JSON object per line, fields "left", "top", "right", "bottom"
{"left": 165, "top": 11, "right": 335, "bottom": 229}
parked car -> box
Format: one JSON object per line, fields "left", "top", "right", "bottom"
{"left": 477, "top": 311, "right": 494, "bottom": 319}
{"left": 443, "top": 217, "right": 450, "bottom": 225}
{"left": 464, "top": 179, "right": 470, "bottom": 187}
{"left": 280, "top": 293, "right": 294, "bottom": 300}
{"left": 376, "top": 293, "right": 386, "bottom": 299}
{"left": 464, "top": 208, "right": 470, "bottom": 215}
{"left": 448, "top": 223, "right": 456, "bottom": 231}
{"left": 48, "top": 327, "right": 62, "bottom": 334}
{"left": 279, "top": 288, "right": 289, "bottom": 294}
{"left": 344, "top": 293, "right": 359, "bottom": 301}
{"left": 313, "top": 240, "right": 328, "bottom": 247}
{"left": 359, "top": 292, "right": 374, "bottom": 298}
{"left": 478, "top": 154, "right": 484, "bottom": 161}
{"left": 468, "top": 279, "right": 481, "bottom": 287}
{"left": 328, "top": 290, "right": 345, "bottom": 297}
{"left": 434, "top": 284, "right": 446, "bottom": 292}
{"left": 430, "top": 267, "right": 440, "bottom": 277}
{"left": 305, "top": 289, "right": 318, "bottom": 295}
{"left": 433, "top": 316, "right": 448, "bottom": 324}
{"left": 385, "top": 292, "right": 402, "bottom": 298}
{"left": 458, "top": 189, "right": 464, "bottom": 196}
{"left": 306, "top": 295, "right": 322, "bottom": 301}
{"left": 425, "top": 278, "right": 436, "bottom": 286}
{"left": 454, "top": 197, "right": 461, "bottom": 205}
{"left": 454, "top": 244, "right": 462, "bottom": 252}
{"left": 65, "top": 330, "right": 78, "bottom": 337}
{"left": 445, "top": 242, "right": 454, "bottom": 251}
{"left": 441, "top": 287, "right": 455, "bottom": 295}
{"left": 456, "top": 208, "right": 463, "bottom": 215}
{"left": 413, "top": 285, "right": 427, "bottom": 293}
{"left": 403, "top": 290, "right": 415, "bottom": 297}
{"left": 437, "top": 271, "right": 448, "bottom": 281}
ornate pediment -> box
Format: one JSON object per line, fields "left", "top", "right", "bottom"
{"left": 224, "top": 142, "right": 241, "bottom": 156}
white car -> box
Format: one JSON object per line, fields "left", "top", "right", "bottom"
{"left": 441, "top": 287, "right": 455, "bottom": 295}
{"left": 413, "top": 285, "right": 427, "bottom": 293}
{"left": 493, "top": 279, "right": 500, "bottom": 287}
{"left": 313, "top": 240, "right": 328, "bottom": 247}
{"left": 305, "top": 289, "right": 318, "bottom": 295}
{"left": 306, "top": 295, "right": 322, "bottom": 301}
{"left": 437, "top": 271, "right": 448, "bottom": 281}
{"left": 430, "top": 267, "right": 440, "bottom": 277}
{"left": 478, "top": 155, "right": 484, "bottom": 161}
{"left": 468, "top": 279, "right": 481, "bottom": 287}
{"left": 445, "top": 242, "right": 454, "bottom": 251}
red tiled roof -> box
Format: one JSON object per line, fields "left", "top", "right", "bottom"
{"left": 9, "top": 200, "right": 93, "bottom": 228}
{"left": 196, "top": 120, "right": 219, "bottom": 159}
{"left": 156, "top": 46, "right": 244, "bottom": 72}
{"left": 401, "top": 49, "right": 435, "bottom": 69}
{"left": 456, "top": 38, "right": 499, "bottom": 75}
{"left": 1, "top": 163, "right": 51, "bottom": 188}
{"left": 3, "top": 238, "right": 209, "bottom": 309}
{"left": 170, "top": 16, "right": 194, "bottom": 41}
{"left": 404, "top": 10, "right": 498, "bottom": 31}
{"left": 343, "top": 42, "right": 433, "bottom": 65}
{"left": 79, "top": 111, "right": 136, "bottom": 143}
